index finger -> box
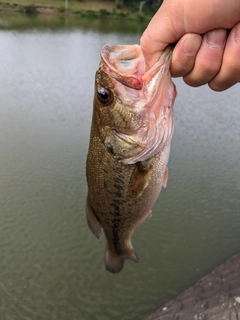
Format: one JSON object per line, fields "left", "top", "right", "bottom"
{"left": 140, "top": 1, "right": 184, "bottom": 68}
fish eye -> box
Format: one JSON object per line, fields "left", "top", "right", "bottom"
{"left": 97, "top": 87, "right": 113, "bottom": 105}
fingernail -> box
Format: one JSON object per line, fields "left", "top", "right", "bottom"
{"left": 205, "top": 29, "right": 227, "bottom": 48}
{"left": 182, "top": 34, "right": 202, "bottom": 56}
{"left": 233, "top": 22, "right": 240, "bottom": 43}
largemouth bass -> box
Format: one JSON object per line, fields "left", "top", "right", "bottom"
{"left": 86, "top": 44, "right": 176, "bottom": 273}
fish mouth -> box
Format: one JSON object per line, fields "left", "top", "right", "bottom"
{"left": 100, "top": 44, "right": 176, "bottom": 164}
{"left": 101, "top": 44, "right": 173, "bottom": 90}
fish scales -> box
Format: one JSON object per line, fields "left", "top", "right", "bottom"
{"left": 86, "top": 44, "right": 176, "bottom": 273}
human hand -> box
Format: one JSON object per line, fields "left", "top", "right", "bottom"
{"left": 140, "top": 0, "right": 240, "bottom": 91}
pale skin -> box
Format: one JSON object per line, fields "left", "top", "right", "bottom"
{"left": 140, "top": 0, "right": 240, "bottom": 91}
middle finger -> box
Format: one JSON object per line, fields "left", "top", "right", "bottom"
{"left": 183, "top": 29, "right": 227, "bottom": 87}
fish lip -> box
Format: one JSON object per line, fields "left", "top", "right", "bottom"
{"left": 142, "top": 46, "right": 173, "bottom": 85}
{"left": 101, "top": 44, "right": 143, "bottom": 90}
{"left": 100, "top": 44, "right": 173, "bottom": 90}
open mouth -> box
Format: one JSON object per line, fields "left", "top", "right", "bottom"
{"left": 100, "top": 44, "right": 172, "bottom": 90}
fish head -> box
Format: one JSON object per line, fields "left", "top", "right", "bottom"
{"left": 93, "top": 44, "right": 177, "bottom": 164}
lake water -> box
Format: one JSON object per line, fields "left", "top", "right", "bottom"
{"left": 0, "top": 13, "right": 239, "bottom": 320}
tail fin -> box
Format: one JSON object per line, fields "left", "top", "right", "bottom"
{"left": 105, "top": 248, "right": 138, "bottom": 274}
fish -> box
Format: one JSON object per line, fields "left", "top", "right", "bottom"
{"left": 86, "top": 44, "right": 177, "bottom": 273}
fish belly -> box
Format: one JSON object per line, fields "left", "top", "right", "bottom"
{"left": 86, "top": 130, "right": 171, "bottom": 273}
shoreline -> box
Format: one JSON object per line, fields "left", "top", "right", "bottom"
{"left": 0, "top": 2, "right": 152, "bottom": 22}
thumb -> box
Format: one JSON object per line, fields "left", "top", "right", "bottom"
{"left": 140, "top": 0, "right": 185, "bottom": 69}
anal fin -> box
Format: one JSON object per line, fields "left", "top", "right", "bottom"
{"left": 86, "top": 196, "right": 102, "bottom": 239}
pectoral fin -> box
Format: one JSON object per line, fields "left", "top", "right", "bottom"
{"left": 86, "top": 196, "right": 102, "bottom": 239}
{"left": 162, "top": 166, "right": 169, "bottom": 188}
{"left": 128, "top": 162, "right": 152, "bottom": 197}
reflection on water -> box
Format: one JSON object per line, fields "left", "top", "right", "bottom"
{"left": 0, "top": 12, "right": 148, "bottom": 33}
{"left": 0, "top": 13, "right": 240, "bottom": 320}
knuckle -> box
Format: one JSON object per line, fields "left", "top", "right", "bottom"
{"left": 171, "top": 60, "right": 191, "bottom": 77}
{"left": 209, "top": 74, "right": 240, "bottom": 91}
{"left": 223, "top": 57, "right": 240, "bottom": 74}
{"left": 140, "top": 30, "right": 152, "bottom": 52}
{"left": 139, "top": 32, "right": 146, "bottom": 48}
{"left": 183, "top": 75, "right": 203, "bottom": 87}
{"left": 199, "top": 59, "right": 221, "bottom": 74}
{"left": 208, "top": 81, "right": 227, "bottom": 91}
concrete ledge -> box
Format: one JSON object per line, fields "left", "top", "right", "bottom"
{"left": 147, "top": 252, "right": 240, "bottom": 320}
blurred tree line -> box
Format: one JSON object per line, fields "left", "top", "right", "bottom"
{"left": 114, "top": 0, "right": 163, "bottom": 13}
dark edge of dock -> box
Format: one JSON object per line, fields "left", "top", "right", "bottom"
{"left": 147, "top": 252, "right": 240, "bottom": 320}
